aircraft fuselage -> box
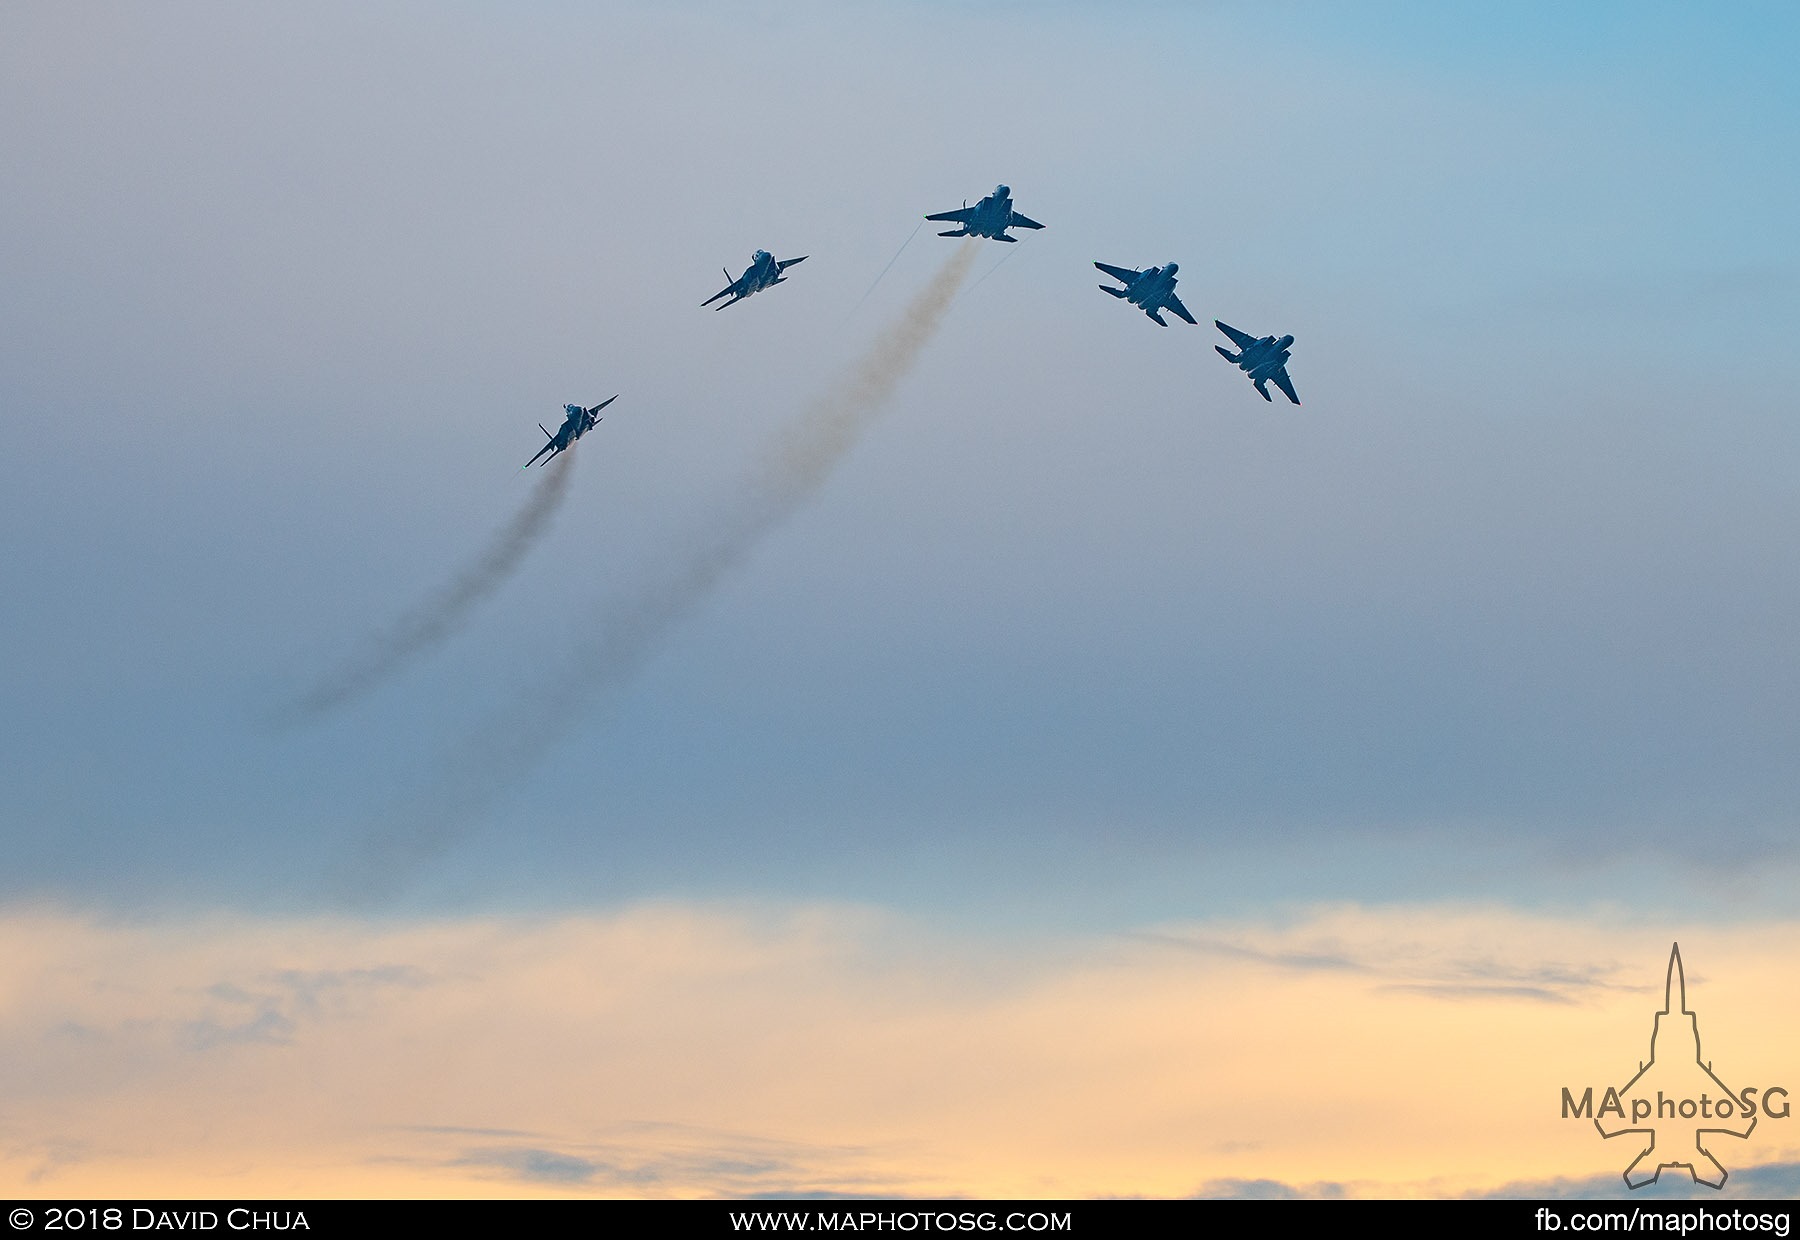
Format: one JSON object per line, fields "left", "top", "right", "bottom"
{"left": 705, "top": 250, "right": 806, "bottom": 309}
{"left": 1229, "top": 335, "right": 1293, "bottom": 374}
{"left": 1126, "top": 265, "right": 1178, "bottom": 307}
{"left": 742, "top": 251, "right": 779, "bottom": 290}
{"left": 966, "top": 191, "right": 1013, "bottom": 238}
{"left": 1250, "top": 355, "right": 1290, "bottom": 382}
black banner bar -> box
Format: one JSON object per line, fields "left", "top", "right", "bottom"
{"left": 2, "top": 1200, "right": 1795, "bottom": 1240}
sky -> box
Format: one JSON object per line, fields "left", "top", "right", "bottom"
{"left": 2, "top": 0, "right": 1799, "bottom": 1198}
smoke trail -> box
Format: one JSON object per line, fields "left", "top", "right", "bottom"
{"left": 335, "top": 243, "right": 979, "bottom": 902}
{"left": 283, "top": 455, "right": 575, "bottom": 722}
{"left": 850, "top": 219, "right": 923, "bottom": 314}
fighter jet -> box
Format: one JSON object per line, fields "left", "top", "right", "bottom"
{"left": 1214, "top": 321, "right": 1299, "bottom": 404}
{"left": 703, "top": 249, "right": 808, "bottom": 310}
{"left": 523, "top": 396, "right": 616, "bottom": 468}
{"left": 1094, "top": 261, "right": 1197, "bottom": 327}
{"left": 925, "top": 185, "right": 1045, "bottom": 243}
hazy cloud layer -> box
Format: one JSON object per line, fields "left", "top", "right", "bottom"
{"left": 3, "top": 901, "right": 1796, "bottom": 1197}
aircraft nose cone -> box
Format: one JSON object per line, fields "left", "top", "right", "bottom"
{"left": 1165, "top": 262, "right": 1178, "bottom": 275}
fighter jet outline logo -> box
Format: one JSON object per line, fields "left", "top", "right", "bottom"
{"left": 1592, "top": 944, "right": 1756, "bottom": 1190}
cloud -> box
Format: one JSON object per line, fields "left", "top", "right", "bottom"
{"left": 2, "top": 901, "right": 1797, "bottom": 1197}
{"left": 1478, "top": 1160, "right": 1800, "bottom": 1200}
{"left": 440, "top": 1130, "right": 855, "bottom": 1195}
{"left": 1193, "top": 1177, "right": 1350, "bottom": 1200}
{"left": 453, "top": 1147, "right": 605, "bottom": 1186}
{"left": 184, "top": 1004, "right": 297, "bottom": 1051}
{"left": 182, "top": 962, "right": 431, "bottom": 1050}
{"left": 1140, "top": 909, "right": 1645, "bottom": 1004}
{"left": 1374, "top": 983, "right": 1576, "bottom": 1005}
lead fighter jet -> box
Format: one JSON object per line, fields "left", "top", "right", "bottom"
{"left": 1094, "top": 261, "right": 1196, "bottom": 327}
{"left": 925, "top": 184, "right": 1045, "bottom": 243}
{"left": 1214, "top": 322, "right": 1299, "bottom": 404}
{"left": 523, "top": 396, "right": 617, "bottom": 468}
{"left": 703, "top": 249, "right": 808, "bottom": 310}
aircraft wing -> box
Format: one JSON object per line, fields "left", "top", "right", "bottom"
{"left": 776, "top": 255, "right": 808, "bottom": 271}
{"left": 1007, "top": 211, "right": 1045, "bottom": 230}
{"left": 587, "top": 395, "right": 619, "bottom": 416}
{"left": 1165, "top": 293, "right": 1198, "bottom": 325}
{"left": 1094, "top": 262, "right": 1140, "bottom": 284}
{"left": 925, "top": 206, "right": 975, "bottom": 223}
{"left": 1269, "top": 367, "right": 1300, "bottom": 405}
{"left": 1215, "top": 320, "right": 1259, "bottom": 350}
{"left": 523, "top": 436, "right": 560, "bottom": 469}
{"left": 702, "top": 281, "right": 743, "bottom": 307}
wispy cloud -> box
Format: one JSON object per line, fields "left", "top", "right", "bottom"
{"left": 1375, "top": 982, "right": 1576, "bottom": 1005}
{"left": 184, "top": 962, "right": 431, "bottom": 1050}
{"left": 452, "top": 1146, "right": 608, "bottom": 1186}
{"left": 438, "top": 1126, "right": 896, "bottom": 1197}
{"left": 1193, "top": 1177, "right": 1351, "bottom": 1200}
{"left": 1139, "top": 909, "right": 1643, "bottom": 1004}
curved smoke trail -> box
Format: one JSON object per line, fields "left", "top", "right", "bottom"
{"left": 338, "top": 242, "right": 980, "bottom": 901}
{"left": 284, "top": 454, "right": 575, "bottom": 722}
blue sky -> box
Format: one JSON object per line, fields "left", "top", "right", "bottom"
{"left": 3, "top": 0, "right": 1799, "bottom": 924}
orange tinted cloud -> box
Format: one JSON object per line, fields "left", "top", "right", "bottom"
{"left": 1, "top": 902, "right": 1794, "bottom": 1197}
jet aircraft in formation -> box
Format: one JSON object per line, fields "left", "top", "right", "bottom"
{"left": 523, "top": 396, "right": 616, "bottom": 468}
{"left": 925, "top": 185, "right": 1045, "bottom": 243}
{"left": 703, "top": 249, "right": 808, "bottom": 310}
{"left": 1094, "top": 261, "right": 1197, "bottom": 327}
{"left": 606, "top": 184, "right": 1302, "bottom": 439}
{"left": 1214, "top": 322, "right": 1299, "bottom": 404}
